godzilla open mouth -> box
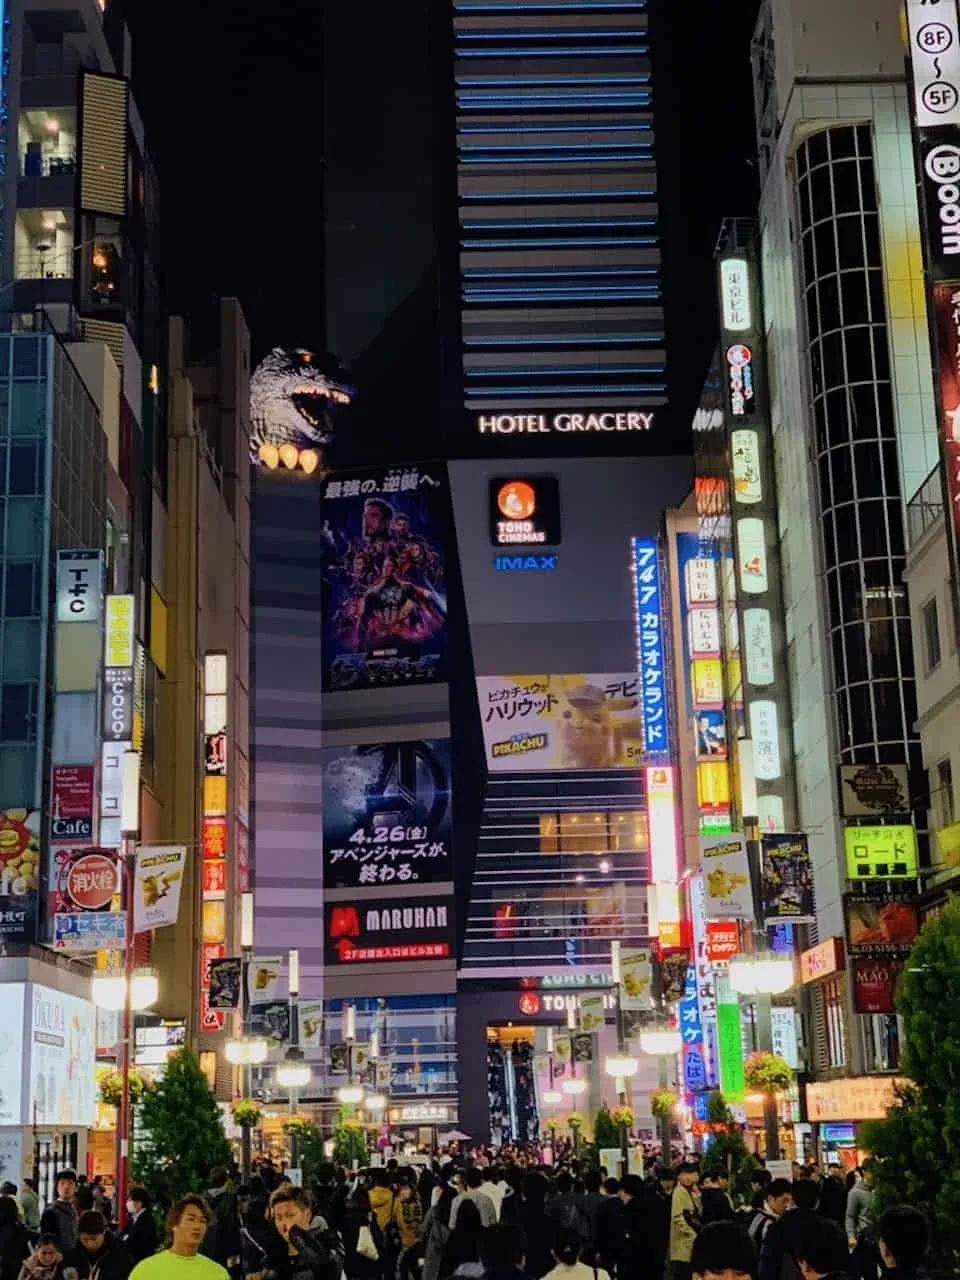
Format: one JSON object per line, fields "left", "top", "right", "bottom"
{"left": 291, "top": 385, "right": 336, "bottom": 441}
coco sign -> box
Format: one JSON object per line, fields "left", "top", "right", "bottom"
{"left": 66, "top": 851, "right": 119, "bottom": 911}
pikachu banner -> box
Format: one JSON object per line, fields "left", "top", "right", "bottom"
{"left": 134, "top": 844, "right": 186, "bottom": 932}
{"left": 700, "top": 835, "right": 754, "bottom": 921}
{"left": 476, "top": 674, "right": 643, "bottom": 772}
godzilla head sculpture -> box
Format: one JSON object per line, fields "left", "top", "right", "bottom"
{"left": 250, "top": 347, "right": 352, "bottom": 468}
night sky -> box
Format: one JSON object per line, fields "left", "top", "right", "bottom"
{"left": 124, "top": 0, "right": 759, "bottom": 436}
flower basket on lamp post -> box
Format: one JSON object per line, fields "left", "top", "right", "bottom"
{"left": 650, "top": 1088, "right": 677, "bottom": 1119}
{"left": 744, "top": 1051, "right": 792, "bottom": 1094}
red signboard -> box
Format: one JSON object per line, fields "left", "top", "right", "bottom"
{"left": 933, "top": 283, "right": 960, "bottom": 551}
{"left": 203, "top": 860, "right": 226, "bottom": 898}
{"left": 66, "top": 851, "right": 119, "bottom": 911}
{"left": 51, "top": 765, "right": 95, "bottom": 841}
{"left": 202, "top": 815, "right": 227, "bottom": 860}
{"left": 852, "top": 957, "right": 904, "bottom": 1015}
{"left": 235, "top": 822, "right": 250, "bottom": 894}
{"left": 705, "top": 921, "right": 739, "bottom": 963}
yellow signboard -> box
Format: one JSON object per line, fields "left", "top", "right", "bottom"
{"left": 844, "top": 825, "right": 918, "bottom": 881}
{"left": 203, "top": 775, "right": 227, "bottom": 817}
{"left": 104, "top": 595, "right": 135, "bottom": 668}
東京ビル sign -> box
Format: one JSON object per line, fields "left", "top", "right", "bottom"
{"left": 843, "top": 825, "right": 919, "bottom": 881}
{"left": 324, "top": 897, "right": 455, "bottom": 965}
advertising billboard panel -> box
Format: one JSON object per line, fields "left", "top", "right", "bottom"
{"left": 700, "top": 836, "right": 753, "bottom": 920}
{"left": 324, "top": 897, "right": 454, "bottom": 965}
{"left": 633, "top": 539, "right": 669, "bottom": 753}
{"left": 933, "top": 284, "right": 960, "bottom": 556}
{"left": 0, "top": 808, "right": 41, "bottom": 943}
{"left": 843, "top": 825, "right": 919, "bottom": 881}
{"left": 844, "top": 893, "right": 920, "bottom": 956}
{"left": 477, "top": 674, "right": 642, "bottom": 772}
{"left": 321, "top": 739, "right": 453, "bottom": 889}
{"left": 839, "top": 764, "right": 910, "bottom": 818}
{"left": 320, "top": 463, "right": 449, "bottom": 692}
{"left": 28, "top": 983, "right": 96, "bottom": 1126}
{"left": 489, "top": 476, "right": 561, "bottom": 547}
{"left": 761, "top": 834, "right": 814, "bottom": 923}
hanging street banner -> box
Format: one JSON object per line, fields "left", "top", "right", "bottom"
{"left": 761, "top": 834, "right": 815, "bottom": 924}
{"left": 300, "top": 1001, "right": 324, "bottom": 1049}
{"left": 700, "top": 835, "right": 754, "bottom": 920}
{"left": 619, "top": 950, "right": 654, "bottom": 1011}
{"left": 477, "top": 673, "right": 643, "bottom": 772}
{"left": 133, "top": 845, "right": 186, "bottom": 932}
{"left": 208, "top": 957, "right": 243, "bottom": 1010}
{"left": 321, "top": 739, "right": 453, "bottom": 889}
{"left": 319, "top": 463, "right": 449, "bottom": 692}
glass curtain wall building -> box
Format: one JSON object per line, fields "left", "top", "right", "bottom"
{"left": 453, "top": 0, "right": 665, "bottom": 420}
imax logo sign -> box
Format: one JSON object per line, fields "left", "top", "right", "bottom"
{"left": 494, "top": 554, "right": 558, "bottom": 572}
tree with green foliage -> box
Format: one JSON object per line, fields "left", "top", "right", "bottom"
{"left": 332, "top": 1107, "right": 368, "bottom": 1168}
{"left": 862, "top": 898, "right": 960, "bottom": 1274}
{"left": 593, "top": 1104, "right": 619, "bottom": 1151}
{"left": 132, "top": 1047, "right": 231, "bottom": 1213}
{"left": 699, "top": 1090, "right": 760, "bottom": 1208}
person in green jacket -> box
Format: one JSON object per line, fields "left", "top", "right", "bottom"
{"left": 129, "top": 1196, "right": 228, "bottom": 1280}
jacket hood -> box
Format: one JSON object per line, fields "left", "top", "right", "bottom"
{"left": 369, "top": 1187, "right": 394, "bottom": 1209}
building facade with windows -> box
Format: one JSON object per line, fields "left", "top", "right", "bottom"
{"left": 750, "top": 0, "right": 937, "bottom": 1108}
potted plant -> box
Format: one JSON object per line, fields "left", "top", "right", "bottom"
{"left": 611, "top": 1104, "right": 635, "bottom": 1131}
{"left": 97, "top": 1066, "right": 151, "bottom": 1108}
{"left": 650, "top": 1088, "right": 678, "bottom": 1119}
{"left": 231, "top": 1098, "right": 263, "bottom": 1130}
{"left": 743, "top": 1051, "right": 792, "bottom": 1094}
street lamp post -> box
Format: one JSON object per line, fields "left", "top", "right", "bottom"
{"left": 728, "top": 953, "right": 794, "bottom": 1161}
{"left": 337, "top": 1005, "right": 364, "bottom": 1107}
{"left": 607, "top": 941, "right": 638, "bottom": 1173}
{"left": 276, "top": 949, "right": 311, "bottom": 1178}
{"left": 225, "top": 892, "right": 268, "bottom": 1181}
{"left": 639, "top": 1021, "right": 681, "bottom": 1162}
{"left": 116, "top": 750, "right": 142, "bottom": 1230}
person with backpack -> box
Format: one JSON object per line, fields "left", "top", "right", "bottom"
{"left": 749, "top": 1180, "right": 792, "bottom": 1257}
{"left": 760, "top": 1180, "right": 826, "bottom": 1280}
{"left": 546, "top": 1174, "right": 589, "bottom": 1247}
{"left": 200, "top": 1167, "right": 243, "bottom": 1275}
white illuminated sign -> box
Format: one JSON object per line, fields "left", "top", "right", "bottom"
{"left": 731, "top": 430, "right": 762, "bottom": 504}
{"left": 737, "top": 518, "right": 768, "bottom": 594}
{"left": 205, "top": 653, "right": 228, "bottom": 696}
{"left": 743, "top": 608, "right": 774, "bottom": 686}
{"left": 475, "top": 411, "right": 654, "bottom": 435}
{"left": 720, "top": 258, "right": 752, "bottom": 332}
{"left": 685, "top": 556, "right": 718, "bottom": 605}
{"left": 56, "top": 550, "right": 102, "bottom": 623}
{"left": 688, "top": 607, "right": 721, "bottom": 658}
{"left": 757, "top": 794, "right": 785, "bottom": 832}
{"left": 907, "top": 0, "right": 960, "bottom": 129}
{"left": 646, "top": 766, "right": 679, "bottom": 884}
{"left": 749, "top": 700, "right": 782, "bottom": 781}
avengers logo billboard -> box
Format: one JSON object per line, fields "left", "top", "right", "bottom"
{"left": 320, "top": 464, "right": 449, "bottom": 691}
{"left": 324, "top": 897, "right": 455, "bottom": 965}
{"left": 321, "top": 739, "right": 453, "bottom": 890}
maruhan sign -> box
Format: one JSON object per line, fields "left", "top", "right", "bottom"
{"left": 476, "top": 411, "right": 655, "bottom": 435}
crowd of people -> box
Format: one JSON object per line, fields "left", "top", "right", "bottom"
{"left": 0, "top": 1152, "right": 935, "bottom": 1280}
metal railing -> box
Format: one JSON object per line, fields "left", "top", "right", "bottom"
{"left": 907, "top": 464, "right": 945, "bottom": 549}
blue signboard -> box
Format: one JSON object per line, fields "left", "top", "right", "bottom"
{"left": 632, "top": 538, "right": 668, "bottom": 753}
{"left": 53, "top": 911, "right": 126, "bottom": 953}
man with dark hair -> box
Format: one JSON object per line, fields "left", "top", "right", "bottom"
{"left": 130, "top": 1197, "right": 228, "bottom": 1280}
{"left": 701, "top": 1173, "right": 735, "bottom": 1225}
{"left": 66, "top": 1210, "right": 134, "bottom": 1280}
{"left": 760, "top": 1179, "right": 826, "bottom": 1280}
{"left": 795, "top": 1219, "right": 851, "bottom": 1280}
{"left": 749, "top": 1179, "right": 792, "bottom": 1253}
{"left": 547, "top": 1171, "right": 589, "bottom": 1245}
{"left": 671, "top": 1162, "right": 703, "bottom": 1280}
{"left": 878, "top": 1206, "right": 929, "bottom": 1280}
{"left": 450, "top": 1166, "right": 496, "bottom": 1229}
{"left": 40, "top": 1169, "right": 79, "bottom": 1251}
{"left": 817, "top": 1168, "right": 847, "bottom": 1229}
{"left": 846, "top": 1163, "right": 877, "bottom": 1280}
{"left": 751, "top": 1171, "right": 773, "bottom": 1214}
{"left": 581, "top": 1169, "right": 604, "bottom": 1247}
{"left": 268, "top": 1184, "right": 345, "bottom": 1280}
{"left": 200, "top": 1168, "right": 241, "bottom": 1273}
{"left": 691, "top": 1221, "right": 759, "bottom": 1280}
{"left": 123, "top": 1187, "right": 158, "bottom": 1264}
{"left": 479, "top": 1223, "right": 530, "bottom": 1280}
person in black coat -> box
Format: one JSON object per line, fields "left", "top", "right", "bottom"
{"left": 640, "top": 1168, "right": 677, "bottom": 1280}
{"left": 701, "top": 1174, "right": 736, "bottom": 1226}
{"left": 760, "top": 1180, "right": 827, "bottom": 1280}
{"left": 122, "top": 1186, "right": 158, "bottom": 1263}
{"left": 65, "top": 1212, "right": 134, "bottom": 1280}
{"left": 0, "top": 1195, "right": 31, "bottom": 1280}
{"left": 515, "top": 1173, "right": 555, "bottom": 1280}
{"left": 816, "top": 1170, "right": 847, "bottom": 1229}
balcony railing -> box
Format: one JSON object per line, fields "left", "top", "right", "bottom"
{"left": 907, "top": 464, "right": 945, "bottom": 549}
{"left": 21, "top": 153, "right": 76, "bottom": 178}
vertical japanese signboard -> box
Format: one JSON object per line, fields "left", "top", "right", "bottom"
{"left": 632, "top": 539, "right": 668, "bottom": 754}
{"left": 200, "top": 654, "right": 227, "bottom": 1032}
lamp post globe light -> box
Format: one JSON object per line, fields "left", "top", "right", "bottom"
{"left": 225, "top": 1034, "right": 270, "bottom": 1066}
{"left": 337, "top": 1083, "right": 365, "bottom": 1105}
{"left": 561, "top": 1076, "right": 587, "bottom": 1096}
{"left": 276, "top": 1047, "right": 311, "bottom": 1091}
{"left": 541, "top": 1088, "right": 563, "bottom": 1106}
{"left": 91, "top": 970, "right": 159, "bottom": 1014}
{"left": 639, "top": 1024, "right": 682, "bottom": 1058}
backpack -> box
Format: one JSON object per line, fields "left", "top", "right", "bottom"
{"left": 202, "top": 1190, "right": 242, "bottom": 1269}
{"left": 556, "top": 1196, "right": 591, "bottom": 1244}
{"left": 749, "top": 1211, "right": 773, "bottom": 1251}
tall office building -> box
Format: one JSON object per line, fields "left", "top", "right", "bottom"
{"left": 750, "top": 0, "right": 936, "bottom": 1133}
{"left": 452, "top": 0, "right": 665, "bottom": 445}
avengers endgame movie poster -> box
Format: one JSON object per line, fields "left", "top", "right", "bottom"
{"left": 321, "top": 739, "right": 453, "bottom": 890}
{"left": 319, "top": 464, "right": 449, "bottom": 691}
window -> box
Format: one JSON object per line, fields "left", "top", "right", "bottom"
{"left": 824, "top": 977, "right": 847, "bottom": 1068}
{"left": 934, "top": 757, "right": 955, "bottom": 829}
{"left": 0, "top": 682, "right": 36, "bottom": 740}
{"left": 922, "top": 596, "right": 942, "bottom": 672}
